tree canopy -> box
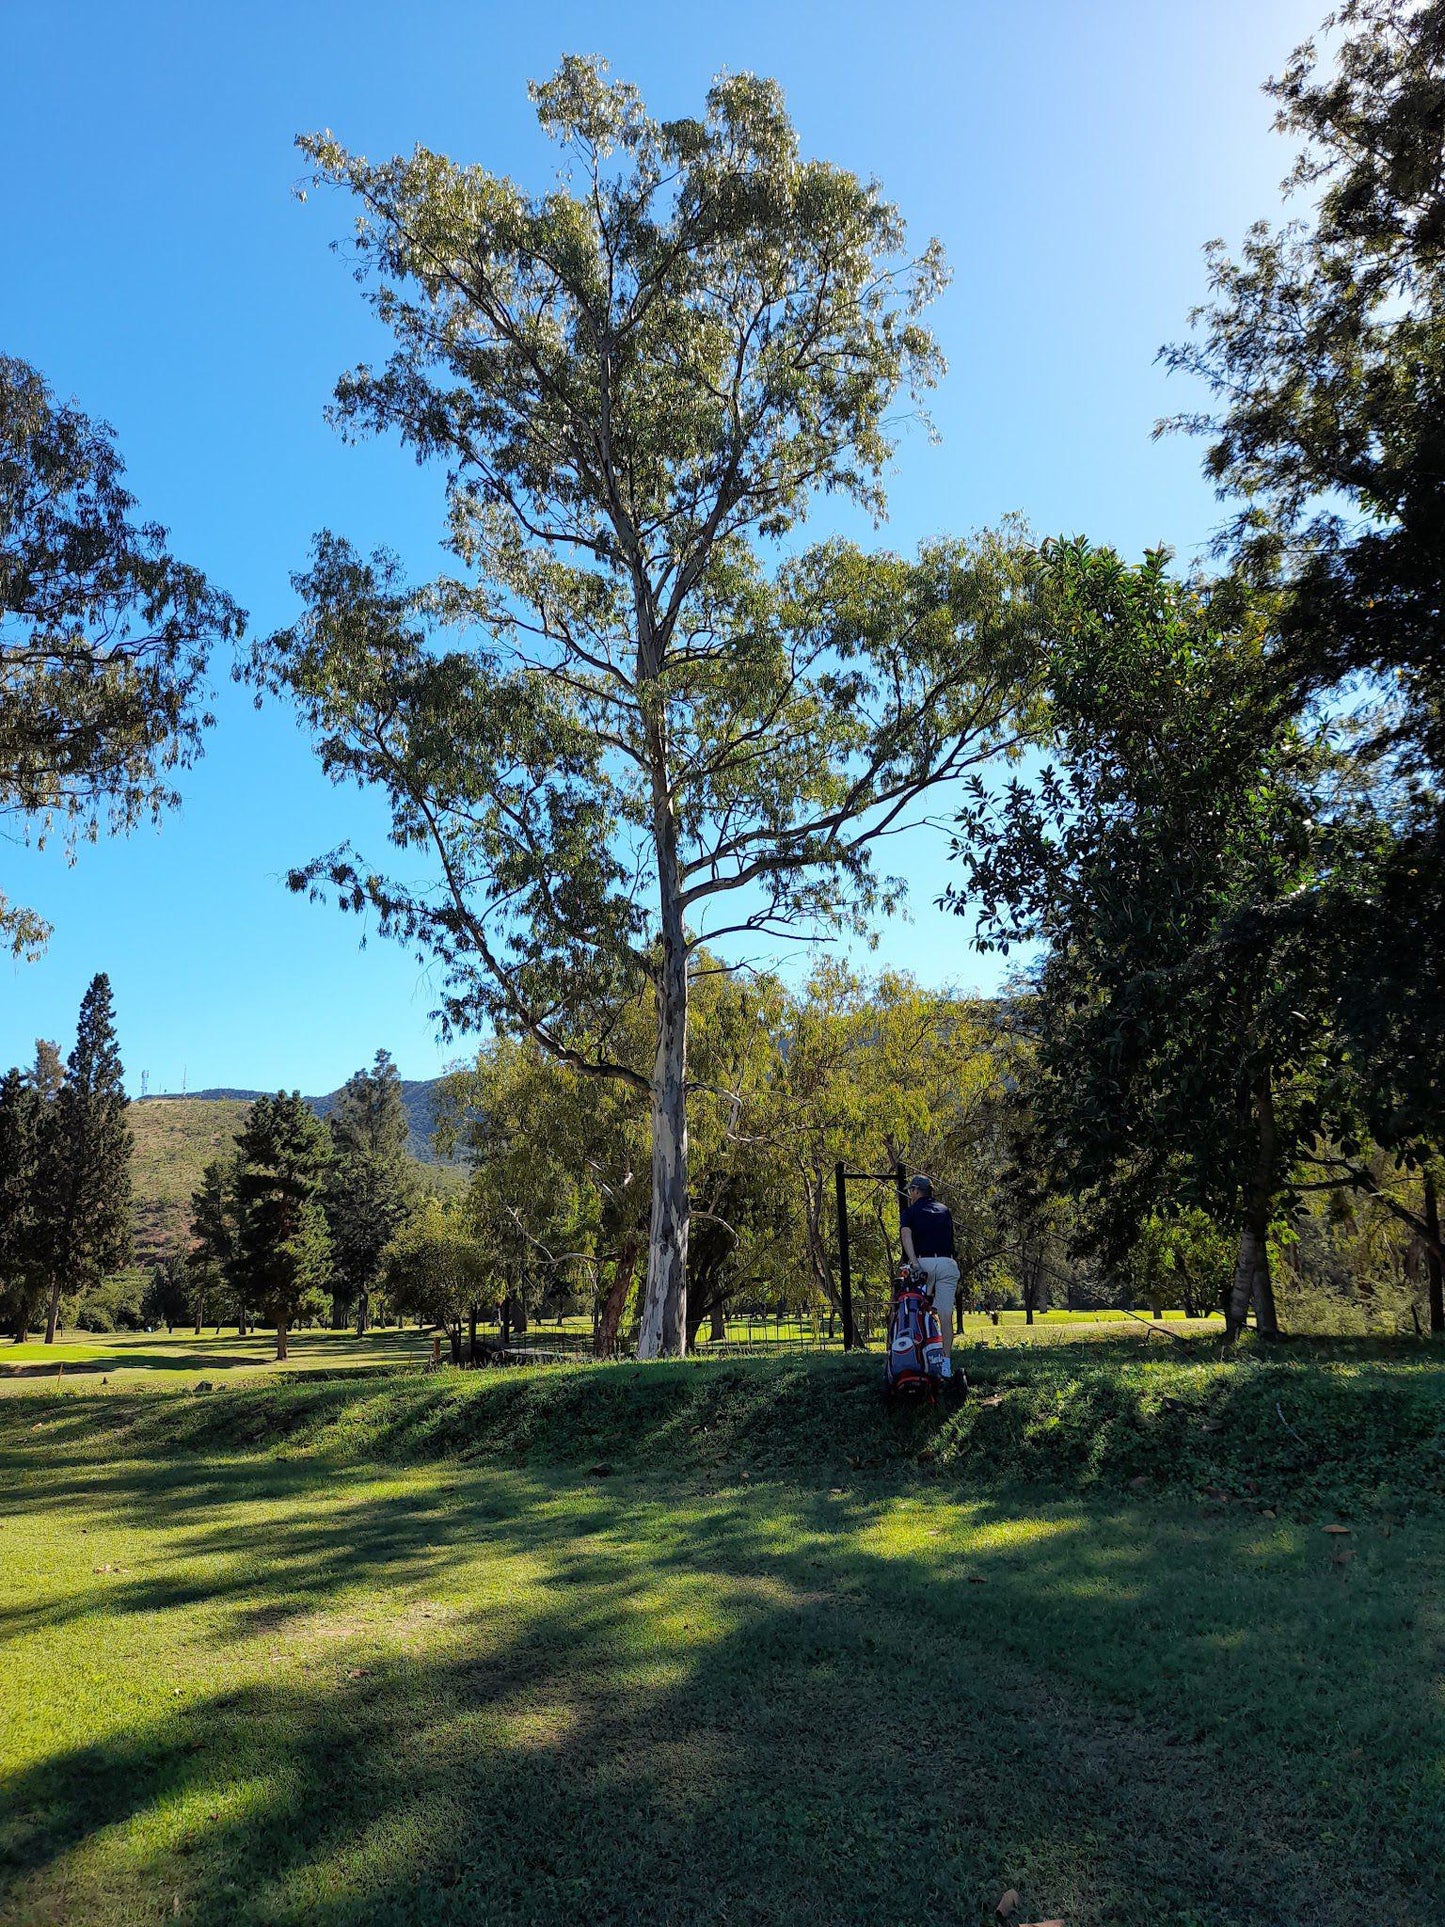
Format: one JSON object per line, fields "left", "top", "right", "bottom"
{"left": 0, "top": 356, "right": 243, "bottom": 957}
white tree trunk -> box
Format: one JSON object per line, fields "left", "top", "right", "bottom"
{"left": 638, "top": 863, "right": 689, "bottom": 1358}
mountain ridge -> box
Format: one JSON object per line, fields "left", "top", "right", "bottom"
{"left": 145, "top": 1076, "right": 450, "bottom": 1163}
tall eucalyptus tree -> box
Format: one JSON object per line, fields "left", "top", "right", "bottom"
{"left": 256, "top": 58, "right": 1041, "bottom": 1354}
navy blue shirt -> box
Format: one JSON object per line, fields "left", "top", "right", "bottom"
{"left": 901, "top": 1197, "right": 956, "bottom": 1259}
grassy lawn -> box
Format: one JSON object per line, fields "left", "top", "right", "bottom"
{"left": 1, "top": 1355, "right": 1441, "bottom": 1925}
{"left": 1, "top": 1308, "right": 1227, "bottom": 1396}
{"left": 0, "top": 1329, "right": 437, "bottom": 1394}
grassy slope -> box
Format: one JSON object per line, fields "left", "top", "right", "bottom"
{"left": 129, "top": 1098, "right": 251, "bottom": 1266}
{"left": 1, "top": 1349, "right": 1442, "bottom": 1926}
{"left": 10, "top": 1338, "right": 1437, "bottom": 1517}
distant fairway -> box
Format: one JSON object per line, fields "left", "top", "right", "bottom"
{"left": 0, "top": 1306, "right": 1228, "bottom": 1397}
{"left": 0, "top": 1327, "right": 436, "bottom": 1394}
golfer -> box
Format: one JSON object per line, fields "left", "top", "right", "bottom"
{"left": 900, "top": 1175, "right": 961, "bottom": 1380}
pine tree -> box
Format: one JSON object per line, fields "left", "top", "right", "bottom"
{"left": 38, "top": 973, "right": 132, "bottom": 1344}
{"left": 188, "top": 1155, "right": 241, "bottom": 1333}
{"left": 233, "top": 1092, "right": 333, "bottom": 1361}
{"left": 0, "top": 1068, "right": 43, "bottom": 1341}
{"left": 325, "top": 1049, "right": 414, "bottom": 1333}
{"left": 28, "top": 1040, "right": 63, "bottom": 1101}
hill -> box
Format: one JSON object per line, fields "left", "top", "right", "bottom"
{"left": 129, "top": 1092, "right": 462, "bottom": 1267}
{"left": 153, "top": 1076, "right": 450, "bottom": 1161}
{"left": 130, "top": 1098, "right": 252, "bottom": 1267}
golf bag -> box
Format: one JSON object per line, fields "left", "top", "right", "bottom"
{"left": 884, "top": 1264, "right": 944, "bottom": 1398}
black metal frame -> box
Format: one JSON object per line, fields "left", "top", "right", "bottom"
{"left": 834, "top": 1159, "right": 909, "bottom": 1350}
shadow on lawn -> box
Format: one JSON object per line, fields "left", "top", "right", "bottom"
{"left": 2, "top": 1448, "right": 1440, "bottom": 1924}
{"left": 0, "top": 1350, "right": 275, "bottom": 1379}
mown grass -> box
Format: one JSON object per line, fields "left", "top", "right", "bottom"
{"left": 1, "top": 1348, "right": 1441, "bottom": 1925}
{"left": 0, "top": 1328, "right": 436, "bottom": 1393}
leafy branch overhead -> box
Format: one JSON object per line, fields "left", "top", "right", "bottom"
{"left": 0, "top": 356, "right": 244, "bottom": 958}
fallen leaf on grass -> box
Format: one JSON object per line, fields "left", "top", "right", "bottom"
{"left": 996, "top": 1892, "right": 1019, "bottom": 1921}
{"left": 977, "top": 1392, "right": 1006, "bottom": 1408}
{"left": 1021, "top": 1919, "right": 1065, "bottom": 1926}
{"left": 1323, "top": 1525, "right": 1351, "bottom": 1536}
{"left": 345, "top": 1668, "right": 372, "bottom": 1680}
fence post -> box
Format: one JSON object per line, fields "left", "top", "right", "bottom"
{"left": 835, "top": 1160, "right": 855, "bottom": 1351}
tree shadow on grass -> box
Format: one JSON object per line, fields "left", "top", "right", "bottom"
{"left": 3, "top": 1455, "right": 1441, "bottom": 1925}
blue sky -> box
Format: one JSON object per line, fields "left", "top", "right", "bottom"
{"left": 2, "top": 0, "right": 1323, "bottom": 1094}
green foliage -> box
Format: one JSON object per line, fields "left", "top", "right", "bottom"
{"left": 187, "top": 1153, "right": 243, "bottom": 1325}
{"left": 69, "top": 1267, "right": 146, "bottom": 1333}
{"left": 949, "top": 543, "right": 1376, "bottom": 1331}
{"left": 0, "top": 355, "right": 243, "bottom": 957}
{"left": 1163, "top": 1, "right": 1445, "bottom": 1157}
{"left": 36, "top": 973, "right": 133, "bottom": 1340}
{"left": 140, "top": 1256, "right": 192, "bottom": 1330}
{"left": 325, "top": 1050, "right": 415, "bottom": 1325}
{"left": 0, "top": 1068, "right": 43, "bottom": 1340}
{"left": 380, "top": 1196, "right": 490, "bottom": 1357}
{"left": 232, "top": 1093, "right": 334, "bottom": 1354}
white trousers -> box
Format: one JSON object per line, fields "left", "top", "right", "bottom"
{"left": 914, "top": 1256, "right": 960, "bottom": 1321}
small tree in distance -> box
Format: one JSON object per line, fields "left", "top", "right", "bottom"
{"left": 232, "top": 1092, "right": 333, "bottom": 1361}
{"left": 382, "top": 1197, "right": 490, "bottom": 1364}
{"left": 325, "top": 1048, "right": 414, "bottom": 1333}
{"left": 257, "top": 56, "right": 1044, "bottom": 1357}
{"left": 189, "top": 1154, "right": 242, "bottom": 1333}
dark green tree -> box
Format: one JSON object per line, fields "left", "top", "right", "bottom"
{"left": 949, "top": 542, "right": 1366, "bottom": 1338}
{"left": 28, "top": 1039, "right": 63, "bottom": 1100}
{"left": 0, "top": 1068, "right": 43, "bottom": 1341}
{"left": 324, "top": 1049, "right": 414, "bottom": 1333}
{"left": 0, "top": 356, "right": 243, "bottom": 957}
{"left": 38, "top": 972, "right": 132, "bottom": 1344}
{"left": 188, "top": 1154, "right": 242, "bottom": 1333}
{"left": 254, "top": 57, "right": 1043, "bottom": 1357}
{"left": 1163, "top": 0, "right": 1445, "bottom": 1166}
{"left": 141, "top": 1256, "right": 190, "bottom": 1332}
{"left": 232, "top": 1092, "right": 334, "bottom": 1360}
